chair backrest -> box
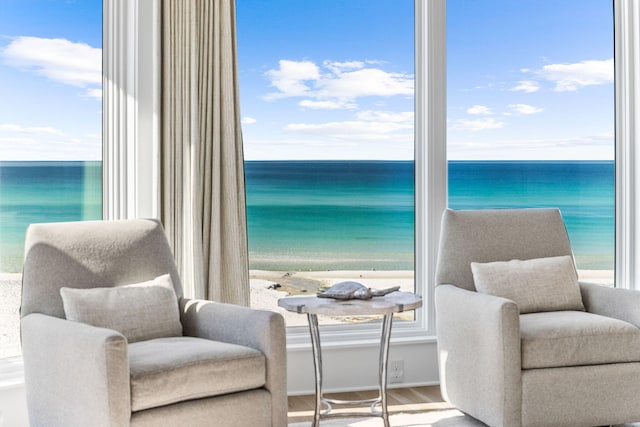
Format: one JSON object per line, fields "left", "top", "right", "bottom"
{"left": 435, "top": 208, "right": 574, "bottom": 292}
{"left": 21, "top": 219, "right": 183, "bottom": 319}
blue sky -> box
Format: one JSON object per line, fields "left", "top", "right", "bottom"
{"left": 0, "top": 0, "right": 102, "bottom": 161}
{"left": 0, "top": 0, "right": 614, "bottom": 161}
{"left": 238, "top": 0, "right": 614, "bottom": 161}
{"left": 446, "top": 0, "right": 614, "bottom": 160}
{"left": 237, "top": 0, "right": 415, "bottom": 160}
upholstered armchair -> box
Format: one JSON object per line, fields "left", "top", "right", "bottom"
{"left": 20, "top": 219, "right": 286, "bottom": 427}
{"left": 435, "top": 208, "right": 640, "bottom": 427}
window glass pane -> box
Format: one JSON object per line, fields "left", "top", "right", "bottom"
{"left": 237, "top": 0, "right": 415, "bottom": 325}
{"left": 0, "top": 0, "right": 102, "bottom": 357}
{"left": 447, "top": 0, "right": 614, "bottom": 286}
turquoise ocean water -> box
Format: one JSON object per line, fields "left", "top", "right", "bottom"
{"left": 0, "top": 160, "right": 614, "bottom": 273}
{"left": 0, "top": 161, "right": 102, "bottom": 272}
{"left": 246, "top": 161, "right": 415, "bottom": 271}
{"left": 448, "top": 161, "right": 614, "bottom": 270}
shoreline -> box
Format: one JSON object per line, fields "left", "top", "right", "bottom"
{"left": 0, "top": 268, "right": 616, "bottom": 352}
{"left": 249, "top": 269, "right": 416, "bottom": 326}
{"left": 247, "top": 268, "right": 614, "bottom": 326}
{"left": 0, "top": 268, "right": 613, "bottom": 282}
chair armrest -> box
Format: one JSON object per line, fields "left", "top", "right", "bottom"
{"left": 579, "top": 281, "right": 640, "bottom": 327}
{"left": 435, "top": 284, "right": 522, "bottom": 427}
{"left": 21, "top": 313, "right": 130, "bottom": 427}
{"left": 180, "top": 298, "right": 287, "bottom": 427}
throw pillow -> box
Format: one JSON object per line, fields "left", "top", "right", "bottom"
{"left": 470, "top": 255, "right": 585, "bottom": 314}
{"left": 60, "top": 274, "right": 182, "bottom": 343}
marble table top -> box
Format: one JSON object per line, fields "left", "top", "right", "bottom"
{"left": 278, "top": 291, "right": 423, "bottom": 316}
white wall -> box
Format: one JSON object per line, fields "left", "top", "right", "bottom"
{"left": 0, "top": 385, "right": 28, "bottom": 427}
{"left": 287, "top": 339, "right": 439, "bottom": 395}
{"left": 0, "top": 358, "right": 28, "bottom": 427}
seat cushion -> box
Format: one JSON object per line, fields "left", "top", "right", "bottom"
{"left": 520, "top": 310, "right": 640, "bottom": 369}
{"left": 128, "top": 336, "right": 266, "bottom": 412}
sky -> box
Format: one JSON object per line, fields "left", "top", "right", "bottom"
{"left": 237, "top": 0, "right": 415, "bottom": 160}
{"left": 238, "top": 0, "right": 614, "bottom": 161}
{"left": 0, "top": 0, "right": 614, "bottom": 161}
{"left": 446, "top": 0, "right": 614, "bottom": 161}
{"left": 0, "top": 0, "right": 102, "bottom": 161}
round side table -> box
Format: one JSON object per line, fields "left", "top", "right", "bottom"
{"left": 278, "top": 291, "right": 423, "bottom": 427}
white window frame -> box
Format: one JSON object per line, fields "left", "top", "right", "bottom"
{"left": 615, "top": 0, "right": 640, "bottom": 291}
{"left": 103, "top": 0, "right": 160, "bottom": 221}
{"left": 280, "top": 0, "right": 445, "bottom": 351}
{"left": 100, "top": 0, "right": 640, "bottom": 393}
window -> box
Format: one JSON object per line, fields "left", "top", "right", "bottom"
{"left": 0, "top": 0, "right": 102, "bottom": 358}
{"left": 237, "top": 0, "right": 416, "bottom": 326}
{"left": 447, "top": 0, "right": 615, "bottom": 285}
{"left": 0, "top": 0, "right": 635, "bottom": 398}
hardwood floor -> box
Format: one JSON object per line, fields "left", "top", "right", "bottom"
{"left": 287, "top": 385, "right": 453, "bottom": 424}
{"left": 289, "top": 387, "right": 640, "bottom": 426}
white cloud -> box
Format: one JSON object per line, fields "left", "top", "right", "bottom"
{"left": 283, "top": 110, "right": 413, "bottom": 141}
{"left": 356, "top": 110, "right": 414, "bottom": 123}
{"left": 299, "top": 99, "right": 356, "bottom": 110}
{"left": 264, "top": 59, "right": 413, "bottom": 108}
{"left": 2, "top": 36, "right": 101, "bottom": 88}
{"left": 449, "top": 117, "right": 505, "bottom": 131}
{"left": 264, "top": 60, "right": 320, "bottom": 99}
{"left": 508, "top": 104, "right": 543, "bottom": 115}
{"left": 467, "top": 105, "right": 492, "bottom": 115}
{"left": 0, "top": 137, "right": 35, "bottom": 144}
{"left": 242, "top": 117, "right": 257, "bottom": 125}
{"left": 85, "top": 88, "right": 102, "bottom": 99}
{"left": 0, "top": 121, "right": 104, "bottom": 160}
{"left": 448, "top": 133, "right": 614, "bottom": 161}
{"left": 284, "top": 121, "right": 410, "bottom": 139}
{"left": 538, "top": 58, "right": 613, "bottom": 91}
{"left": 323, "top": 60, "right": 365, "bottom": 74}
{"left": 0, "top": 123, "right": 65, "bottom": 136}
{"left": 0, "top": 129, "right": 101, "bottom": 160}
{"left": 511, "top": 80, "right": 540, "bottom": 93}
{"left": 318, "top": 68, "right": 413, "bottom": 98}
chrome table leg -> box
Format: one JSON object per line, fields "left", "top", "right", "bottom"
{"left": 308, "top": 313, "right": 323, "bottom": 427}
{"left": 379, "top": 313, "right": 393, "bottom": 427}
{"left": 307, "top": 312, "right": 394, "bottom": 427}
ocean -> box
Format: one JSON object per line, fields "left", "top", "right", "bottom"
{"left": 0, "top": 160, "right": 614, "bottom": 273}
{"left": 245, "top": 161, "right": 415, "bottom": 271}
{"left": 0, "top": 161, "right": 102, "bottom": 272}
{"left": 448, "top": 161, "right": 614, "bottom": 270}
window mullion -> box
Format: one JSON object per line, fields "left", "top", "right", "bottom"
{"left": 416, "top": 0, "right": 446, "bottom": 335}
{"left": 615, "top": 0, "right": 640, "bottom": 290}
{"left": 103, "top": 0, "right": 160, "bottom": 220}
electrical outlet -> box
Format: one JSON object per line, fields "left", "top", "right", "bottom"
{"left": 389, "top": 360, "right": 404, "bottom": 384}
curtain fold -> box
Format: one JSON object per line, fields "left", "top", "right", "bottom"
{"left": 161, "top": 0, "right": 250, "bottom": 306}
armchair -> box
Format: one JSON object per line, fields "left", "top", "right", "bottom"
{"left": 20, "top": 219, "right": 286, "bottom": 427}
{"left": 435, "top": 208, "right": 640, "bottom": 427}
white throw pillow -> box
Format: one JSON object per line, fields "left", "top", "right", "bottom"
{"left": 470, "top": 255, "right": 585, "bottom": 314}
{"left": 60, "top": 274, "right": 182, "bottom": 343}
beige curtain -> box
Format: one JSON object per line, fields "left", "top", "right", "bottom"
{"left": 161, "top": 0, "right": 250, "bottom": 306}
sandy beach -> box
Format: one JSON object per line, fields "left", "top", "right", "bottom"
{"left": 0, "top": 269, "right": 615, "bottom": 357}
{"left": 249, "top": 269, "right": 416, "bottom": 327}
{"left": 248, "top": 268, "right": 614, "bottom": 327}
{"left": 0, "top": 273, "right": 21, "bottom": 358}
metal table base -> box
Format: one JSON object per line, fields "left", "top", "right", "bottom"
{"left": 307, "top": 312, "right": 394, "bottom": 427}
